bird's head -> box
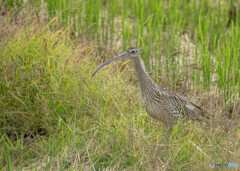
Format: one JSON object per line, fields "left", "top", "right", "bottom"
{"left": 92, "top": 47, "right": 140, "bottom": 76}
{"left": 125, "top": 47, "right": 140, "bottom": 58}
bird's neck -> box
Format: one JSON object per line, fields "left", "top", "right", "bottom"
{"left": 133, "top": 57, "right": 155, "bottom": 89}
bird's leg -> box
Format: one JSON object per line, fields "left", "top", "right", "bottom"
{"left": 165, "top": 126, "right": 172, "bottom": 143}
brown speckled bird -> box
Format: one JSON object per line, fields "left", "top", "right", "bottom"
{"left": 92, "top": 47, "right": 210, "bottom": 142}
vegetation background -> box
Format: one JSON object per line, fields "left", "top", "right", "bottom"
{"left": 0, "top": 0, "right": 240, "bottom": 170}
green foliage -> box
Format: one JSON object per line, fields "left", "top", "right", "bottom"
{"left": 1, "top": 0, "right": 240, "bottom": 170}
{"left": 0, "top": 19, "right": 239, "bottom": 170}
{"left": 4, "top": 0, "right": 240, "bottom": 97}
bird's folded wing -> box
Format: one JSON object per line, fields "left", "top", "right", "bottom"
{"left": 165, "top": 91, "right": 209, "bottom": 121}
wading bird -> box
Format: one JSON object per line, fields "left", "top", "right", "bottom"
{"left": 92, "top": 47, "right": 210, "bottom": 142}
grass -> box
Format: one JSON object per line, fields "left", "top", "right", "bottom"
{"left": 4, "top": 1, "right": 240, "bottom": 97}
{"left": 42, "top": 0, "right": 240, "bottom": 99}
{"left": 0, "top": 0, "right": 240, "bottom": 170}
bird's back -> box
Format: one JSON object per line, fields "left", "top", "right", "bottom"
{"left": 140, "top": 82, "right": 209, "bottom": 127}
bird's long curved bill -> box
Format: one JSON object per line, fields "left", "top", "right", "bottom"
{"left": 92, "top": 52, "right": 128, "bottom": 76}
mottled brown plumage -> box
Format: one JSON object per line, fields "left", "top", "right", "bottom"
{"left": 92, "top": 47, "right": 210, "bottom": 142}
